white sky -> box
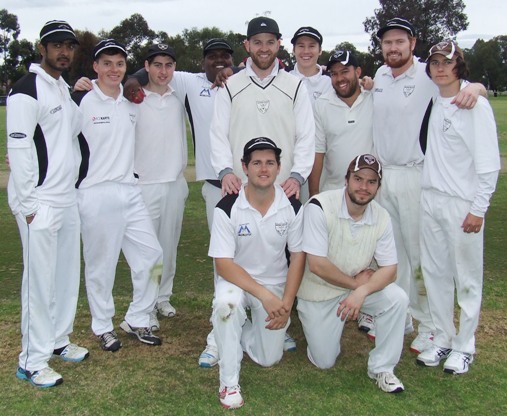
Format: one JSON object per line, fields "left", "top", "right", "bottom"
{"left": 3, "top": 0, "right": 506, "bottom": 52}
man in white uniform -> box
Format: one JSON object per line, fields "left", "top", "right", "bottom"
{"left": 135, "top": 44, "right": 189, "bottom": 326}
{"left": 298, "top": 154, "right": 408, "bottom": 393}
{"left": 74, "top": 39, "right": 163, "bottom": 351}
{"left": 415, "top": 41, "right": 500, "bottom": 374}
{"left": 371, "top": 18, "right": 485, "bottom": 353}
{"left": 8, "top": 20, "right": 89, "bottom": 389}
{"left": 209, "top": 138, "right": 305, "bottom": 409}
{"left": 308, "top": 50, "right": 374, "bottom": 197}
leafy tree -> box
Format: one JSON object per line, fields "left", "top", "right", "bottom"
{"left": 0, "top": 9, "right": 21, "bottom": 91}
{"left": 328, "top": 42, "right": 376, "bottom": 77}
{"left": 4, "top": 38, "right": 37, "bottom": 86}
{"left": 363, "top": 0, "right": 468, "bottom": 63}
{"left": 466, "top": 37, "right": 507, "bottom": 92}
{"left": 68, "top": 30, "right": 99, "bottom": 85}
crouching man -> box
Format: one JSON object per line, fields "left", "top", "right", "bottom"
{"left": 209, "top": 138, "right": 305, "bottom": 409}
{"left": 297, "top": 154, "right": 409, "bottom": 393}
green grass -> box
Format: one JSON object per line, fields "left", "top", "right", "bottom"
{"left": 1, "top": 100, "right": 507, "bottom": 415}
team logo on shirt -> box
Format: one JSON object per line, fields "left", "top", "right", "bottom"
{"left": 313, "top": 91, "right": 322, "bottom": 100}
{"left": 443, "top": 118, "right": 452, "bottom": 132}
{"left": 403, "top": 85, "right": 415, "bottom": 97}
{"left": 200, "top": 87, "right": 211, "bottom": 97}
{"left": 238, "top": 223, "right": 252, "bottom": 236}
{"left": 275, "top": 221, "right": 288, "bottom": 236}
{"left": 129, "top": 113, "right": 136, "bottom": 124}
{"left": 374, "top": 88, "right": 383, "bottom": 93}
{"left": 50, "top": 105, "right": 62, "bottom": 114}
{"left": 92, "top": 116, "right": 111, "bottom": 124}
{"left": 256, "top": 100, "right": 270, "bottom": 114}
{"left": 9, "top": 132, "right": 27, "bottom": 139}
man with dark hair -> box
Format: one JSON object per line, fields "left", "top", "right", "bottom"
{"left": 73, "top": 39, "right": 163, "bottom": 352}
{"left": 209, "top": 137, "right": 305, "bottom": 409}
{"left": 298, "top": 154, "right": 408, "bottom": 394}
{"left": 416, "top": 41, "right": 500, "bottom": 374}
{"left": 8, "top": 20, "right": 89, "bottom": 388}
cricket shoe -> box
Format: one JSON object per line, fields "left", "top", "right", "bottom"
{"left": 53, "top": 343, "right": 90, "bottom": 362}
{"left": 410, "top": 332, "right": 434, "bottom": 354}
{"left": 199, "top": 345, "right": 219, "bottom": 368}
{"left": 149, "top": 309, "right": 160, "bottom": 332}
{"left": 99, "top": 330, "right": 122, "bottom": 352}
{"left": 368, "top": 371, "right": 404, "bottom": 393}
{"left": 443, "top": 351, "right": 474, "bottom": 375}
{"left": 219, "top": 384, "right": 244, "bottom": 409}
{"left": 16, "top": 366, "right": 63, "bottom": 388}
{"left": 284, "top": 333, "right": 297, "bottom": 352}
{"left": 120, "top": 321, "right": 162, "bottom": 346}
{"left": 358, "top": 312, "right": 375, "bottom": 333}
{"left": 156, "top": 300, "right": 176, "bottom": 317}
{"left": 416, "top": 345, "right": 452, "bottom": 367}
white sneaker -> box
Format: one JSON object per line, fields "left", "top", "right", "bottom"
{"left": 358, "top": 313, "right": 375, "bottom": 333}
{"left": 53, "top": 343, "right": 90, "bottom": 362}
{"left": 284, "top": 333, "right": 296, "bottom": 352}
{"left": 149, "top": 309, "right": 160, "bottom": 332}
{"left": 156, "top": 300, "right": 176, "bottom": 317}
{"left": 443, "top": 351, "right": 474, "bottom": 375}
{"left": 368, "top": 371, "right": 404, "bottom": 393}
{"left": 416, "top": 345, "right": 452, "bottom": 367}
{"left": 16, "top": 366, "right": 63, "bottom": 388}
{"left": 219, "top": 384, "right": 244, "bottom": 409}
{"left": 198, "top": 345, "right": 219, "bottom": 368}
{"left": 410, "top": 332, "right": 434, "bottom": 354}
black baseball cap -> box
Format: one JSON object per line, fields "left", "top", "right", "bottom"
{"left": 327, "top": 50, "right": 359, "bottom": 70}
{"left": 40, "top": 20, "right": 79, "bottom": 45}
{"left": 243, "top": 137, "right": 282, "bottom": 159}
{"left": 203, "top": 38, "right": 233, "bottom": 56}
{"left": 247, "top": 16, "right": 281, "bottom": 39}
{"left": 291, "top": 26, "right": 323, "bottom": 46}
{"left": 377, "top": 17, "right": 415, "bottom": 38}
{"left": 145, "top": 43, "right": 176, "bottom": 61}
{"left": 93, "top": 39, "right": 127, "bottom": 59}
{"left": 348, "top": 154, "right": 382, "bottom": 179}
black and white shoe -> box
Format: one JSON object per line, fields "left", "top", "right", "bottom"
{"left": 120, "top": 321, "right": 162, "bottom": 346}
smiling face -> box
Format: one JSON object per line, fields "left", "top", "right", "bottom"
{"left": 293, "top": 35, "right": 321, "bottom": 71}
{"left": 345, "top": 168, "right": 380, "bottom": 206}
{"left": 203, "top": 49, "right": 233, "bottom": 83}
{"left": 380, "top": 29, "right": 416, "bottom": 70}
{"left": 328, "top": 62, "right": 361, "bottom": 100}
{"left": 93, "top": 51, "right": 127, "bottom": 91}
{"left": 242, "top": 149, "right": 280, "bottom": 190}
{"left": 145, "top": 54, "right": 175, "bottom": 89}
{"left": 245, "top": 33, "right": 280, "bottom": 73}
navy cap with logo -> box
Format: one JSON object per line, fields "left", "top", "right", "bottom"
{"left": 247, "top": 16, "right": 281, "bottom": 40}
{"left": 290, "top": 26, "right": 323, "bottom": 46}
{"left": 40, "top": 20, "right": 79, "bottom": 45}
{"left": 377, "top": 17, "right": 415, "bottom": 39}
{"left": 93, "top": 39, "right": 127, "bottom": 59}
{"left": 243, "top": 137, "right": 282, "bottom": 159}
{"left": 327, "top": 50, "right": 359, "bottom": 70}
{"left": 145, "top": 43, "right": 176, "bottom": 61}
{"left": 203, "top": 38, "right": 234, "bottom": 56}
{"left": 348, "top": 154, "right": 382, "bottom": 179}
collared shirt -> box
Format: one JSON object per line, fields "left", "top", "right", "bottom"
{"left": 290, "top": 64, "right": 332, "bottom": 108}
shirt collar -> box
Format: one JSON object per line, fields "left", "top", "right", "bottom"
{"left": 339, "top": 189, "right": 374, "bottom": 225}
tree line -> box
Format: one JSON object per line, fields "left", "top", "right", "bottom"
{"left": 1, "top": 1, "right": 506, "bottom": 93}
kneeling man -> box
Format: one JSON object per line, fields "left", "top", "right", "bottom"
{"left": 297, "top": 154, "right": 408, "bottom": 393}
{"left": 209, "top": 138, "right": 305, "bottom": 409}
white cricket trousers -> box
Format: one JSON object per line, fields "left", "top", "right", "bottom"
{"left": 78, "top": 182, "right": 163, "bottom": 335}
{"left": 16, "top": 203, "right": 81, "bottom": 372}
{"left": 212, "top": 278, "right": 288, "bottom": 387}
{"left": 297, "top": 283, "right": 408, "bottom": 373}
{"left": 377, "top": 165, "right": 435, "bottom": 334}
{"left": 421, "top": 190, "right": 483, "bottom": 354}
{"left": 140, "top": 176, "right": 188, "bottom": 303}
{"left": 201, "top": 181, "right": 223, "bottom": 349}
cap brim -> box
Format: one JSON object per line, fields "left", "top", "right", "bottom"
{"left": 42, "top": 32, "right": 80, "bottom": 45}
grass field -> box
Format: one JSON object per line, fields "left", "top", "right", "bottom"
{"left": 0, "top": 98, "right": 506, "bottom": 415}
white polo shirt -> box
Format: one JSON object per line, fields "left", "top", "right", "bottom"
{"left": 314, "top": 90, "right": 375, "bottom": 190}
{"left": 372, "top": 57, "right": 437, "bottom": 167}
{"left": 209, "top": 184, "right": 304, "bottom": 286}
{"left": 290, "top": 64, "right": 332, "bottom": 109}
{"left": 303, "top": 189, "right": 397, "bottom": 267}
{"left": 135, "top": 85, "right": 187, "bottom": 184}
{"left": 75, "top": 81, "right": 138, "bottom": 188}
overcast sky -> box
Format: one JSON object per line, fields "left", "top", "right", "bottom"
{"left": 4, "top": 0, "right": 506, "bottom": 52}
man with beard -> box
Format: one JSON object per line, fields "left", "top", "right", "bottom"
{"left": 369, "top": 18, "right": 486, "bottom": 354}
{"left": 308, "top": 50, "right": 375, "bottom": 197}
{"left": 8, "top": 20, "right": 89, "bottom": 388}
{"left": 297, "top": 154, "right": 408, "bottom": 393}
{"left": 210, "top": 16, "right": 315, "bottom": 201}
